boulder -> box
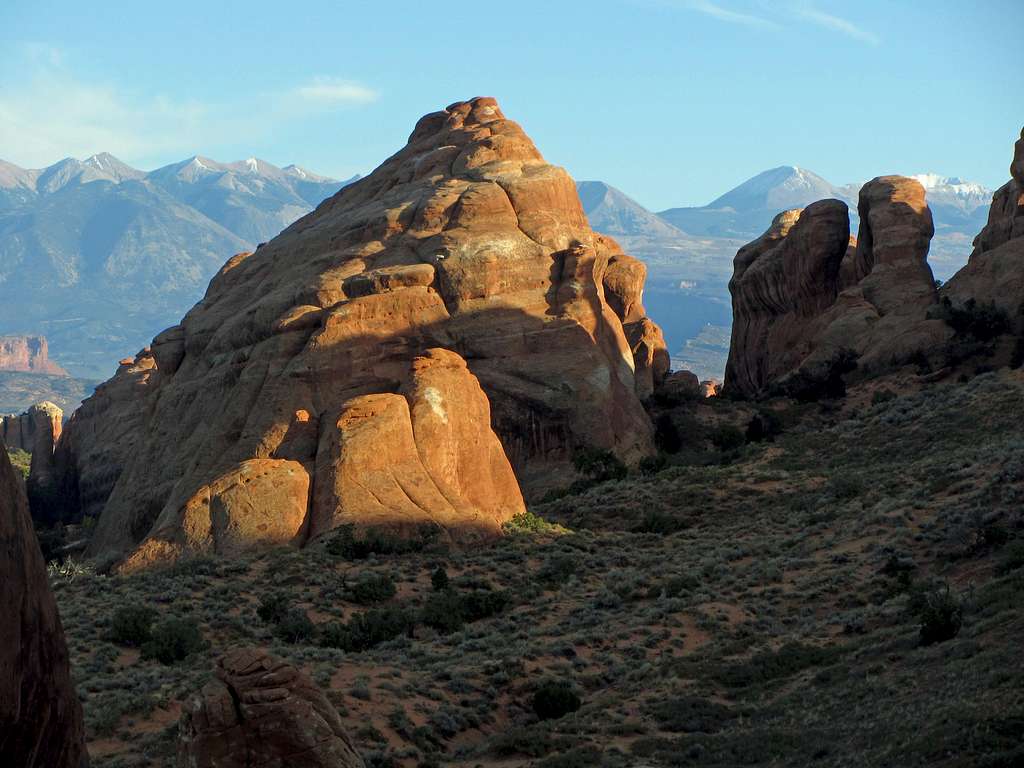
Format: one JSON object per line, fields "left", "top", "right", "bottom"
{"left": 725, "top": 179, "right": 949, "bottom": 397}
{"left": 54, "top": 97, "right": 661, "bottom": 565}
{"left": 176, "top": 648, "right": 364, "bottom": 768}
{"left": 656, "top": 369, "right": 701, "bottom": 402}
{"left": 0, "top": 442, "right": 86, "bottom": 767}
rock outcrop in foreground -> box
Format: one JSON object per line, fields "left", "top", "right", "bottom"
{"left": 0, "top": 335, "right": 67, "bottom": 375}
{"left": 54, "top": 97, "right": 664, "bottom": 565}
{"left": 177, "top": 648, "right": 364, "bottom": 768}
{"left": 725, "top": 176, "right": 949, "bottom": 396}
{"left": 0, "top": 442, "right": 86, "bottom": 767}
{"left": 944, "top": 127, "right": 1024, "bottom": 329}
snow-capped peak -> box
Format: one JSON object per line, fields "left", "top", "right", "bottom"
{"left": 245, "top": 157, "right": 259, "bottom": 172}
{"left": 910, "top": 173, "right": 990, "bottom": 198}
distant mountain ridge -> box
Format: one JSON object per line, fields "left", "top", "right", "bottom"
{"left": 0, "top": 153, "right": 356, "bottom": 377}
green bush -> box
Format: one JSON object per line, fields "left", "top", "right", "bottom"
{"left": 714, "top": 642, "right": 838, "bottom": 688}
{"left": 459, "top": 588, "right": 510, "bottom": 622}
{"left": 502, "top": 510, "right": 566, "bottom": 536}
{"left": 274, "top": 608, "right": 316, "bottom": 644}
{"left": 537, "top": 553, "right": 578, "bottom": 588}
{"left": 909, "top": 582, "right": 963, "bottom": 646}
{"left": 8, "top": 448, "right": 30, "bottom": 479}
{"left": 108, "top": 605, "right": 158, "bottom": 647}
{"left": 871, "top": 389, "right": 897, "bottom": 406}
{"left": 326, "top": 523, "right": 438, "bottom": 560}
{"left": 938, "top": 297, "right": 1009, "bottom": 341}
{"left": 256, "top": 592, "right": 291, "bottom": 624}
{"left": 532, "top": 680, "right": 581, "bottom": 721}
{"left": 141, "top": 618, "right": 205, "bottom": 664}
{"left": 638, "top": 454, "right": 668, "bottom": 475}
{"left": 775, "top": 348, "right": 858, "bottom": 401}
{"left": 346, "top": 573, "right": 397, "bottom": 605}
{"left": 320, "top": 607, "right": 415, "bottom": 652}
{"left": 996, "top": 540, "right": 1024, "bottom": 575}
{"left": 572, "top": 448, "right": 627, "bottom": 483}
{"left": 649, "top": 696, "right": 736, "bottom": 733}
{"left": 710, "top": 425, "right": 745, "bottom": 451}
{"left": 420, "top": 590, "right": 465, "bottom": 634}
{"left": 430, "top": 566, "right": 450, "bottom": 591}
{"left": 634, "top": 510, "right": 686, "bottom": 534}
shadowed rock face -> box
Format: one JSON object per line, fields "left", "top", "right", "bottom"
{"left": 54, "top": 97, "right": 661, "bottom": 566}
{"left": 177, "top": 648, "right": 364, "bottom": 768}
{"left": 0, "top": 442, "right": 86, "bottom": 768}
{"left": 726, "top": 177, "right": 949, "bottom": 397}
{"left": 944, "top": 127, "right": 1024, "bottom": 328}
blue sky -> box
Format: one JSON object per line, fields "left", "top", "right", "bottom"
{"left": 1, "top": 0, "right": 1019, "bottom": 209}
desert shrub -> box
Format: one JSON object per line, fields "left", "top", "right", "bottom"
{"left": 909, "top": 581, "right": 963, "bottom": 646}
{"left": 326, "top": 523, "right": 438, "bottom": 559}
{"left": 649, "top": 696, "right": 736, "bottom": 733}
{"left": 108, "top": 604, "right": 158, "bottom": 646}
{"left": 347, "top": 573, "right": 397, "bottom": 605}
{"left": 431, "top": 565, "right": 450, "bottom": 591}
{"left": 871, "top": 389, "right": 897, "bottom": 406}
{"left": 536, "top": 746, "right": 604, "bottom": 768}
{"left": 8, "top": 448, "right": 30, "bottom": 479}
{"left": 503, "top": 510, "right": 565, "bottom": 536}
{"left": 459, "top": 588, "right": 510, "bottom": 622}
{"left": 938, "top": 297, "right": 1009, "bottom": 341}
{"left": 141, "top": 617, "right": 205, "bottom": 664}
{"left": 829, "top": 474, "right": 865, "bottom": 502}
{"left": 713, "top": 642, "right": 838, "bottom": 688}
{"left": 274, "top": 608, "right": 316, "bottom": 644}
{"left": 256, "top": 591, "right": 291, "bottom": 624}
{"left": 638, "top": 454, "right": 669, "bottom": 475}
{"left": 996, "top": 540, "right": 1024, "bottom": 575}
{"left": 648, "top": 573, "right": 700, "bottom": 599}
{"left": 709, "top": 425, "right": 745, "bottom": 451}
{"left": 776, "top": 348, "right": 859, "bottom": 401}
{"left": 654, "top": 413, "right": 683, "bottom": 454}
{"left": 537, "top": 553, "right": 578, "bottom": 587}
{"left": 491, "top": 725, "right": 558, "bottom": 758}
{"left": 634, "top": 509, "right": 686, "bottom": 534}
{"left": 532, "top": 680, "right": 581, "bottom": 721}
{"left": 320, "top": 607, "right": 415, "bottom": 652}
{"left": 745, "top": 409, "right": 782, "bottom": 443}
{"left": 420, "top": 590, "right": 465, "bottom": 634}
{"left": 572, "top": 448, "right": 627, "bottom": 483}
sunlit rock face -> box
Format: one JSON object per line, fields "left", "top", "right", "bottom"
{"left": 53, "top": 97, "right": 665, "bottom": 567}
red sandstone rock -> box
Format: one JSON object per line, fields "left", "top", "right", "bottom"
{"left": 177, "top": 648, "right": 364, "bottom": 768}
{"left": 0, "top": 442, "right": 86, "bottom": 767}
{"left": 725, "top": 179, "right": 949, "bottom": 397}
{"left": 0, "top": 335, "right": 67, "bottom": 375}
{"left": 944, "top": 127, "right": 1024, "bottom": 330}
{"left": 57, "top": 98, "right": 652, "bottom": 565}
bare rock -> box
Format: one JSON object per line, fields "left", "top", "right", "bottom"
{"left": 725, "top": 179, "right": 948, "bottom": 397}
{"left": 0, "top": 442, "right": 86, "bottom": 767}
{"left": 0, "top": 335, "right": 67, "bottom": 375}
{"left": 944, "top": 127, "right": 1024, "bottom": 329}
{"left": 54, "top": 97, "right": 660, "bottom": 565}
{"left": 177, "top": 648, "right": 364, "bottom": 768}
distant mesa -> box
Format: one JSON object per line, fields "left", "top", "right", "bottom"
{"left": 0, "top": 335, "right": 67, "bottom": 376}
{"left": 48, "top": 97, "right": 667, "bottom": 569}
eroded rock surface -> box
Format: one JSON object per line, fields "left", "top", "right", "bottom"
{"left": 0, "top": 442, "right": 86, "bottom": 767}
{"left": 725, "top": 178, "right": 949, "bottom": 397}
{"left": 55, "top": 97, "right": 657, "bottom": 565}
{"left": 944, "top": 127, "right": 1024, "bottom": 329}
{"left": 177, "top": 648, "right": 364, "bottom": 768}
{"left": 0, "top": 335, "right": 67, "bottom": 375}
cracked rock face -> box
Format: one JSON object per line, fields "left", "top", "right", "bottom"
{"left": 54, "top": 97, "right": 663, "bottom": 567}
{"left": 0, "top": 442, "right": 86, "bottom": 768}
{"left": 725, "top": 178, "right": 949, "bottom": 397}
{"left": 176, "top": 648, "right": 365, "bottom": 768}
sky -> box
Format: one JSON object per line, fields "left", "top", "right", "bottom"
{"left": 0, "top": 0, "right": 1020, "bottom": 210}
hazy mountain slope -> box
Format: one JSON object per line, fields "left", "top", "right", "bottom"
{"left": 0, "top": 154, "right": 353, "bottom": 378}
{"left": 576, "top": 180, "right": 687, "bottom": 239}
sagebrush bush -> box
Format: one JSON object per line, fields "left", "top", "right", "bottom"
{"left": 910, "top": 582, "right": 963, "bottom": 646}
{"left": 141, "top": 618, "right": 205, "bottom": 664}
{"left": 347, "top": 573, "right": 397, "bottom": 605}
{"left": 320, "top": 607, "right": 415, "bottom": 652}
{"left": 256, "top": 592, "right": 291, "bottom": 624}
{"left": 108, "top": 605, "right": 157, "bottom": 647}
{"left": 274, "top": 608, "right": 316, "bottom": 644}
{"left": 572, "top": 448, "right": 627, "bottom": 483}
{"left": 532, "top": 680, "right": 581, "bottom": 721}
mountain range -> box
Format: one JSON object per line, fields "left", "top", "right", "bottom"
{"left": 0, "top": 154, "right": 354, "bottom": 377}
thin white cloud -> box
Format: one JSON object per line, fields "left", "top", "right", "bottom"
{"left": 295, "top": 78, "right": 378, "bottom": 105}
{"left": 680, "top": 0, "right": 779, "bottom": 29}
{"left": 794, "top": 4, "right": 880, "bottom": 45}
{"left": 0, "top": 49, "right": 377, "bottom": 168}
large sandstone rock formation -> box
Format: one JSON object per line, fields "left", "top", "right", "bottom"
{"left": 0, "top": 442, "right": 86, "bottom": 767}
{"left": 944, "top": 127, "right": 1024, "bottom": 328}
{"left": 177, "top": 648, "right": 364, "bottom": 768}
{"left": 55, "top": 97, "right": 663, "bottom": 565}
{"left": 1, "top": 401, "right": 64, "bottom": 522}
{"left": 725, "top": 177, "right": 950, "bottom": 396}
{"left": 0, "top": 335, "right": 67, "bottom": 375}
